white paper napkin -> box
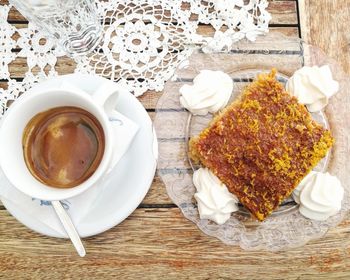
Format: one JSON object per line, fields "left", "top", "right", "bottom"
{"left": 0, "top": 84, "right": 139, "bottom": 237}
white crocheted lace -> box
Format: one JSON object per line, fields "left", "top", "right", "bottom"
{"left": 0, "top": 0, "right": 270, "bottom": 113}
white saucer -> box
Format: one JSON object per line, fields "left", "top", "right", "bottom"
{"left": 0, "top": 74, "right": 158, "bottom": 238}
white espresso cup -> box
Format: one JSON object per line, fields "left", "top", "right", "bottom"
{"left": 0, "top": 82, "right": 127, "bottom": 201}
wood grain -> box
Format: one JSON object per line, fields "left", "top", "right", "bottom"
{"left": 142, "top": 175, "right": 172, "bottom": 205}
{"left": 299, "top": 0, "right": 350, "bottom": 74}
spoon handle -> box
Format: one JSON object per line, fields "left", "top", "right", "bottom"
{"left": 51, "top": 200, "right": 86, "bottom": 257}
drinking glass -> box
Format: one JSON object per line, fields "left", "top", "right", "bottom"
{"left": 10, "top": 0, "right": 102, "bottom": 57}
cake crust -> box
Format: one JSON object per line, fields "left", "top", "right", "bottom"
{"left": 189, "top": 69, "right": 334, "bottom": 221}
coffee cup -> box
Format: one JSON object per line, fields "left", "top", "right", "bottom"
{"left": 0, "top": 82, "right": 127, "bottom": 201}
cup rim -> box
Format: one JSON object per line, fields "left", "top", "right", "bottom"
{"left": 0, "top": 87, "right": 114, "bottom": 201}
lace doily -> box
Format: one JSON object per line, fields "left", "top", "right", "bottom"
{"left": 154, "top": 33, "right": 350, "bottom": 251}
{"left": 0, "top": 0, "right": 270, "bottom": 114}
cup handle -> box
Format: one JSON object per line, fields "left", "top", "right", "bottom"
{"left": 91, "top": 83, "right": 127, "bottom": 116}
{"left": 91, "top": 82, "right": 132, "bottom": 173}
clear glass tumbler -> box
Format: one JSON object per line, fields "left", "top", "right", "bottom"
{"left": 10, "top": 0, "right": 102, "bottom": 57}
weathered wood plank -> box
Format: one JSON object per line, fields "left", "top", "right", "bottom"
{"left": 2, "top": 0, "right": 298, "bottom": 25}
{"left": 7, "top": 57, "right": 76, "bottom": 78}
{"left": 0, "top": 207, "right": 350, "bottom": 279}
{"left": 267, "top": 0, "right": 298, "bottom": 25}
{"left": 299, "top": 0, "right": 350, "bottom": 74}
{"left": 142, "top": 174, "right": 172, "bottom": 204}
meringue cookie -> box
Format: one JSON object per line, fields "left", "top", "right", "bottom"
{"left": 180, "top": 70, "right": 233, "bottom": 115}
{"left": 292, "top": 171, "right": 317, "bottom": 204}
{"left": 193, "top": 168, "right": 239, "bottom": 225}
{"left": 286, "top": 65, "right": 339, "bottom": 112}
{"left": 292, "top": 172, "right": 344, "bottom": 221}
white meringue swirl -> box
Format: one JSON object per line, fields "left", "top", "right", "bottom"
{"left": 286, "top": 65, "right": 339, "bottom": 112}
{"left": 180, "top": 70, "right": 233, "bottom": 115}
{"left": 293, "top": 171, "right": 344, "bottom": 221}
{"left": 193, "top": 168, "right": 239, "bottom": 225}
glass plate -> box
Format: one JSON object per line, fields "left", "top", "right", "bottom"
{"left": 154, "top": 33, "right": 350, "bottom": 251}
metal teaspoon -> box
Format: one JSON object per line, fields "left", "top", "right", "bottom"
{"left": 51, "top": 200, "right": 86, "bottom": 257}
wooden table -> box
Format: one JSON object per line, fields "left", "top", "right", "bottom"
{"left": 1, "top": 1, "right": 350, "bottom": 279}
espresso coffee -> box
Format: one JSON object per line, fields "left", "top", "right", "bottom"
{"left": 22, "top": 106, "right": 105, "bottom": 188}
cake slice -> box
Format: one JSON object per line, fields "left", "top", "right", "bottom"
{"left": 189, "top": 69, "right": 334, "bottom": 221}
